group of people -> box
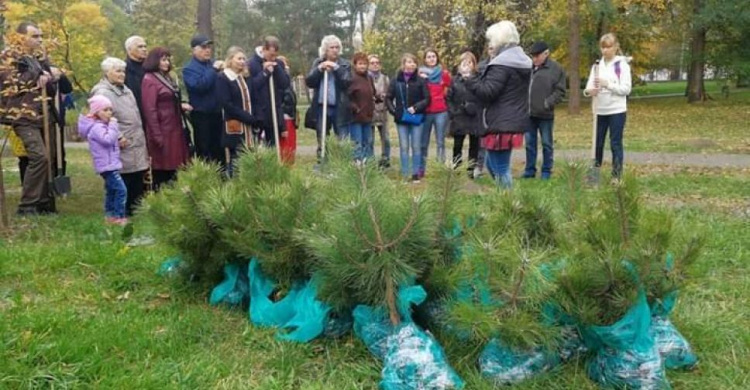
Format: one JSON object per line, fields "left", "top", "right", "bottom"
{"left": 305, "top": 23, "right": 630, "bottom": 186}
{"left": 2, "top": 18, "right": 631, "bottom": 223}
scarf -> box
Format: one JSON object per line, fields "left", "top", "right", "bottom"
{"left": 223, "top": 68, "right": 253, "bottom": 146}
{"left": 418, "top": 65, "right": 443, "bottom": 84}
{"left": 368, "top": 70, "right": 381, "bottom": 79}
{"left": 153, "top": 72, "right": 179, "bottom": 93}
{"left": 403, "top": 71, "right": 414, "bottom": 83}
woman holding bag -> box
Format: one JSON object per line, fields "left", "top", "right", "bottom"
{"left": 385, "top": 53, "right": 430, "bottom": 183}
{"left": 216, "top": 46, "right": 259, "bottom": 175}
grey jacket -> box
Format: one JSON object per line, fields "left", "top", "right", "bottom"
{"left": 91, "top": 78, "right": 149, "bottom": 174}
{"left": 371, "top": 72, "right": 390, "bottom": 125}
{"left": 529, "top": 58, "right": 566, "bottom": 119}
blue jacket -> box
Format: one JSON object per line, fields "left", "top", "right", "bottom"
{"left": 182, "top": 57, "right": 219, "bottom": 113}
{"left": 247, "top": 48, "right": 290, "bottom": 131}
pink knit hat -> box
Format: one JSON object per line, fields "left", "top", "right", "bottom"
{"left": 88, "top": 95, "right": 113, "bottom": 115}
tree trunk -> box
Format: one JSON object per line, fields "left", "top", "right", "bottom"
{"left": 567, "top": 0, "right": 581, "bottom": 114}
{"left": 0, "top": 136, "right": 10, "bottom": 231}
{"left": 470, "top": 2, "right": 489, "bottom": 60}
{"left": 197, "top": 0, "right": 213, "bottom": 39}
{"left": 687, "top": 0, "right": 707, "bottom": 103}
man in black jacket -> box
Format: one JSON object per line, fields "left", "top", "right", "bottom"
{"left": 124, "top": 36, "right": 148, "bottom": 119}
{"left": 248, "top": 36, "right": 290, "bottom": 146}
{"left": 523, "top": 41, "right": 566, "bottom": 180}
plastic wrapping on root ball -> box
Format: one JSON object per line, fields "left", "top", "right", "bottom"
{"left": 479, "top": 339, "right": 561, "bottom": 385}
{"left": 353, "top": 285, "right": 428, "bottom": 360}
{"left": 324, "top": 310, "right": 354, "bottom": 338}
{"left": 649, "top": 291, "right": 697, "bottom": 370}
{"left": 558, "top": 325, "right": 588, "bottom": 362}
{"left": 157, "top": 256, "right": 183, "bottom": 277}
{"left": 209, "top": 263, "right": 249, "bottom": 308}
{"left": 585, "top": 292, "right": 671, "bottom": 390}
{"left": 248, "top": 258, "right": 298, "bottom": 327}
{"left": 650, "top": 316, "right": 697, "bottom": 371}
{"left": 248, "top": 259, "right": 332, "bottom": 343}
{"left": 380, "top": 323, "right": 465, "bottom": 390}
{"left": 276, "top": 279, "right": 331, "bottom": 343}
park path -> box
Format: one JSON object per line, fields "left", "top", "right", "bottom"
{"left": 60, "top": 142, "right": 750, "bottom": 168}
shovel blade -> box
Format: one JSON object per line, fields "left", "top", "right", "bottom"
{"left": 53, "top": 176, "right": 71, "bottom": 197}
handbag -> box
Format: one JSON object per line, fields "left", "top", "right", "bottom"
{"left": 225, "top": 119, "right": 244, "bottom": 135}
{"left": 398, "top": 83, "right": 424, "bottom": 125}
{"left": 304, "top": 106, "right": 318, "bottom": 130}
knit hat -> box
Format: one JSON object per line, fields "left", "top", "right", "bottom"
{"left": 88, "top": 95, "right": 113, "bottom": 115}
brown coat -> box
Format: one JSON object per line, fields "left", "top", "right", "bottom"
{"left": 348, "top": 72, "right": 376, "bottom": 124}
{"left": 0, "top": 53, "right": 54, "bottom": 127}
{"left": 141, "top": 73, "right": 190, "bottom": 171}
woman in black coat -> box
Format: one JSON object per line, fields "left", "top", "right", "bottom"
{"left": 216, "top": 46, "right": 259, "bottom": 175}
{"left": 385, "top": 53, "right": 430, "bottom": 182}
{"left": 447, "top": 51, "right": 482, "bottom": 178}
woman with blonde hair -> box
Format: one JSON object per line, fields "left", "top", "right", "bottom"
{"left": 385, "top": 53, "right": 431, "bottom": 182}
{"left": 447, "top": 50, "right": 482, "bottom": 178}
{"left": 584, "top": 33, "right": 631, "bottom": 179}
{"left": 216, "top": 46, "right": 259, "bottom": 175}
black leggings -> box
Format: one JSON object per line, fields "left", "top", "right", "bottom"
{"left": 152, "top": 170, "right": 177, "bottom": 192}
{"left": 121, "top": 170, "right": 146, "bottom": 216}
{"left": 452, "top": 134, "right": 480, "bottom": 170}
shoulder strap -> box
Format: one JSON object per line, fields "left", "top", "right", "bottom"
{"left": 614, "top": 61, "right": 621, "bottom": 81}
{"left": 398, "top": 82, "right": 408, "bottom": 107}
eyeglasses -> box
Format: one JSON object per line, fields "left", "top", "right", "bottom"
{"left": 369, "top": 61, "right": 380, "bottom": 65}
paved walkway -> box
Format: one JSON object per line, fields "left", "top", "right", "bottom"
{"left": 59, "top": 142, "right": 750, "bottom": 168}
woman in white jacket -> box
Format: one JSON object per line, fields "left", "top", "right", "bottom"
{"left": 584, "top": 33, "right": 631, "bottom": 178}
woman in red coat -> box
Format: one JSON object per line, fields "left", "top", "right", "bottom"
{"left": 141, "top": 47, "right": 192, "bottom": 191}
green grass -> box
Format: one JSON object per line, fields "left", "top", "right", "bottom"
{"left": 628, "top": 80, "right": 730, "bottom": 97}
{"left": 1, "top": 148, "right": 748, "bottom": 389}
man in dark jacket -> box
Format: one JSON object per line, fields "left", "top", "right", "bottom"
{"left": 305, "top": 35, "right": 352, "bottom": 161}
{"left": 183, "top": 33, "right": 222, "bottom": 164}
{"left": 523, "top": 41, "right": 566, "bottom": 180}
{"left": 124, "top": 36, "right": 147, "bottom": 112}
{"left": 0, "top": 22, "right": 56, "bottom": 215}
{"left": 248, "top": 36, "right": 290, "bottom": 147}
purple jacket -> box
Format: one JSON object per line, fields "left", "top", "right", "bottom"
{"left": 78, "top": 115, "right": 122, "bottom": 174}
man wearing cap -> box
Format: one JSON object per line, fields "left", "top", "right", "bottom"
{"left": 522, "top": 41, "right": 566, "bottom": 180}
{"left": 183, "top": 33, "right": 223, "bottom": 164}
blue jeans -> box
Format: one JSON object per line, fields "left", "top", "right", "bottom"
{"left": 486, "top": 150, "right": 513, "bottom": 189}
{"left": 524, "top": 117, "right": 555, "bottom": 177}
{"left": 349, "top": 122, "right": 373, "bottom": 161}
{"left": 370, "top": 123, "right": 391, "bottom": 161}
{"left": 420, "top": 111, "right": 449, "bottom": 172}
{"left": 397, "top": 123, "right": 423, "bottom": 178}
{"left": 595, "top": 112, "right": 627, "bottom": 177}
{"left": 102, "top": 170, "right": 127, "bottom": 218}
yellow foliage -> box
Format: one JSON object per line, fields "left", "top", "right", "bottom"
{"left": 4, "top": 0, "right": 110, "bottom": 92}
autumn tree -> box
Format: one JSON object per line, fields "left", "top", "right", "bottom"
{"left": 5, "top": 0, "right": 109, "bottom": 92}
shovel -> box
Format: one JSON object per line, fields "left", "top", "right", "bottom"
{"left": 44, "top": 88, "right": 71, "bottom": 196}
{"left": 269, "top": 74, "right": 282, "bottom": 163}
{"left": 42, "top": 87, "right": 71, "bottom": 197}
